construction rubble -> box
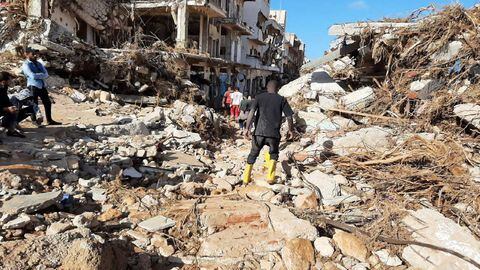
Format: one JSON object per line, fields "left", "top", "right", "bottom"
{"left": 0, "top": 3, "right": 480, "bottom": 270}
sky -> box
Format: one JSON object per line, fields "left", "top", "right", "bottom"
{"left": 270, "top": 0, "right": 479, "bottom": 60}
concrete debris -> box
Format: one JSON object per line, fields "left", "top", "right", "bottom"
{"left": 138, "top": 215, "right": 176, "bottom": 232}
{"left": 402, "top": 208, "right": 480, "bottom": 270}
{"left": 0, "top": 2, "right": 478, "bottom": 269}
{"left": 0, "top": 191, "right": 62, "bottom": 214}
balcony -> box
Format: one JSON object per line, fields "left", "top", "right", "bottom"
{"left": 218, "top": 17, "right": 252, "bottom": 35}
{"left": 125, "top": 0, "right": 227, "bottom": 18}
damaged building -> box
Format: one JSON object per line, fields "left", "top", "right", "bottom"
{"left": 18, "top": 0, "right": 305, "bottom": 106}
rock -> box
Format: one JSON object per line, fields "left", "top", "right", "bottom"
{"left": 314, "top": 237, "right": 335, "bottom": 257}
{"left": 143, "top": 107, "right": 164, "bottom": 125}
{"left": 454, "top": 103, "right": 480, "bottom": 130}
{"left": 296, "top": 111, "right": 335, "bottom": 132}
{"left": 239, "top": 185, "right": 275, "bottom": 201}
{"left": 374, "top": 249, "right": 402, "bottom": 267}
{"left": 95, "top": 121, "right": 149, "bottom": 136}
{"left": 151, "top": 235, "right": 175, "bottom": 257}
{"left": 212, "top": 178, "right": 233, "bottom": 192}
{"left": 0, "top": 229, "right": 128, "bottom": 270}
{"left": 409, "top": 79, "right": 442, "bottom": 99}
{"left": 91, "top": 187, "right": 107, "bottom": 202}
{"left": 333, "top": 231, "right": 368, "bottom": 262}
{"left": 269, "top": 204, "right": 318, "bottom": 241}
{"left": 141, "top": 195, "right": 159, "bottom": 207}
{"left": 98, "top": 208, "right": 123, "bottom": 222}
{"left": 0, "top": 191, "right": 62, "bottom": 214}
{"left": 340, "top": 87, "right": 375, "bottom": 111}
{"left": 79, "top": 177, "right": 99, "bottom": 188}
{"left": 73, "top": 212, "right": 99, "bottom": 229}
{"left": 402, "top": 208, "right": 480, "bottom": 270}
{"left": 46, "top": 222, "right": 73, "bottom": 235}
{"left": 126, "top": 230, "right": 150, "bottom": 248}
{"left": 123, "top": 167, "right": 143, "bottom": 179}
{"left": 325, "top": 126, "right": 392, "bottom": 156}
{"left": 304, "top": 170, "right": 359, "bottom": 206}
{"left": 281, "top": 238, "right": 315, "bottom": 270}
{"left": 294, "top": 192, "right": 319, "bottom": 209}
{"left": 432, "top": 40, "right": 463, "bottom": 62}
{"left": 99, "top": 91, "right": 111, "bottom": 102}
{"left": 310, "top": 69, "right": 346, "bottom": 95}
{"left": 138, "top": 215, "right": 176, "bottom": 232}
{"left": 318, "top": 95, "right": 338, "bottom": 111}
{"left": 2, "top": 214, "right": 33, "bottom": 229}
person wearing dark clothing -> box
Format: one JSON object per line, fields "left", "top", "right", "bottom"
{"left": 243, "top": 80, "right": 294, "bottom": 184}
{"left": 22, "top": 47, "right": 61, "bottom": 125}
{"left": 238, "top": 96, "right": 252, "bottom": 130}
{"left": 0, "top": 72, "right": 26, "bottom": 138}
{"left": 10, "top": 88, "right": 43, "bottom": 126}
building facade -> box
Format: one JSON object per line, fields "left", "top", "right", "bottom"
{"left": 25, "top": 0, "right": 305, "bottom": 104}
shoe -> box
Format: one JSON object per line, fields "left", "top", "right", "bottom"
{"left": 47, "top": 120, "right": 62, "bottom": 126}
{"left": 266, "top": 160, "right": 277, "bottom": 184}
{"left": 7, "top": 130, "right": 26, "bottom": 138}
{"left": 243, "top": 163, "right": 253, "bottom": 185}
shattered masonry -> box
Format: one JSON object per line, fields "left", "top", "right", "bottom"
{"left": 0, "top": 2, "right": 479, "bottom": 270}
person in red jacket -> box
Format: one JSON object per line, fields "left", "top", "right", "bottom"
{"left": 222, "top": 86, "right": 233, "bottom": 118}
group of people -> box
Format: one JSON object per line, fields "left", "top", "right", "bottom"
{"left": 0, "top": 47, "right": 61, "bottom": 142}
{"left": 222, "top": 86, "right": 253, "bottom": 131}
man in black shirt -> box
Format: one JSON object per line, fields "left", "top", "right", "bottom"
{"left": 243, "top": 80, "right": 294, "bottom": 184}
{"left": 0, "top": 72, "right": 25, "bottom": 138}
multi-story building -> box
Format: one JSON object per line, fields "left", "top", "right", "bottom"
{"left": 24, "top": 0, "right": 304, "bottom": 103}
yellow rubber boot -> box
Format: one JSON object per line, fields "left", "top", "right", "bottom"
{"left": 263, "top": 152, "right": 271, "bottom": 170}
{"left": 243, "top": 164, "right": 253, "bottom": 185}
{"left": 266, "top": 160, "right": 277, "bottom": 184}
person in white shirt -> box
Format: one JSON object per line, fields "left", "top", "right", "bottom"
{"left": 230, "top": 87, "right": 243, "bottom": 121}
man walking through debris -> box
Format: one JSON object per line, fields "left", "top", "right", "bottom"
{"left": 243, "top": 80, "right": 294, "bottom": 184}
{"left": 22, "top": 47, "right": 62, "bottom": 126}
{"left": 0, "top": 72, "right": 25, "bottom": 139}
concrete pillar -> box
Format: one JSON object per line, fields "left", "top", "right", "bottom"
{"left": 199, "top": 15, "right": 205, "bottom": 53}
{"left": 176, "top": 0, "right": 189, "bottom": 49}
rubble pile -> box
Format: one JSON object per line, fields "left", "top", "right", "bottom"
{"left": 1, "top": 3, "right": 480, "bottom": 270}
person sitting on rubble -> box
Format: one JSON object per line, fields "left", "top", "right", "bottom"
{"left": 230, "top": 87, "right": 243, "bottom": 122}
{"left": 0, "top": 72, "right": 26, "bottom": 139}
{"left": 222, "top": 86, "right": 233, "bottom": 117}
{"left": 243, "top": 80, "right": 294, "bottom": 185}
{"left": 22, "top": 47, "right": 62, "bottom": 126}
{"left": 238, "top": 95, "right": 252, "bottom": 131}
{"left": 10, "top": 88, "right": 43, "bottom": 128}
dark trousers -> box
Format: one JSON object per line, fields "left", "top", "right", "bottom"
{"left": 247, "top": 135, "right": 280, "bottom": 164}
{"left": 17, "top": 106, "right": 35, "bottom": 123}
{"left": 29, "top": 86, "right": 52, "bottom": 122}
{"left": 0, "top": 111, "right": 17, "bottom": 130}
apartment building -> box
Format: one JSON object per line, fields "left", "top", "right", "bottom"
{"left": 24, "top": 0, "right": 304, "bottom": 103}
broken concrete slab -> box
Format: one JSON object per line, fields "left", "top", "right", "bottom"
{"left": 402, "top": 208, "right": 480, "bottom": 270}
{"left": 161, "top": 151, "right": 204, "bottom": 169}
{"left": 304, "top": 170, "right": 359, "bottom": 206}
{"left": 322, "top": 126, "right": 392, "bottom": 156}
{"left": 328, "top": 22, "right": 417, "bottom": 36}
{"left": 138, "top": 215, "right": 176, "bottom": 232}
{"left": 279, "top": 73, "right": 311, "bottom": 97}
{"left": 454, "top": 103, "right": 480, "bottom": 130}
{"left": 340, "top": 87, "right": 375, "bottom": 111}
{"left": 310, "top": 69, "right": 346, "bottom": 95}
{"left": 0, "top": 191, "right": 62, "bottom": 214}
{"left": 409, "top": 79, "right": 442, "bottom": 100}
{"left": 2, "top": 214, "right": 34, "bottom": 229}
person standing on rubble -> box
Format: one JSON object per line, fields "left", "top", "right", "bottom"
{"left": 22, "top": 47, "right": 62, "bottom": 126}
{"left": 243, "top": 80, "right": 294, "bottom": 185}
{"left": 230, "top": 87, "right": 243, "bottom": 121}
{"left": 0, "top": 72, "right": 26, "bottom": 139}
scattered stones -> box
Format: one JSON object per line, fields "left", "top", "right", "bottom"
{"left": 46, "top": 222, "right": 73, "bottom": 235}
{"left": 374, "top": 249, "right": 402, "bottom": 267}
{"left": 2, "top": 214, "right": 33, "bottom": 230}
{"left": 73, "top": 212, "right": 99, "bottom": 229}
{"left": 239, "top": 185, "right": 275, "bottom": 201}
